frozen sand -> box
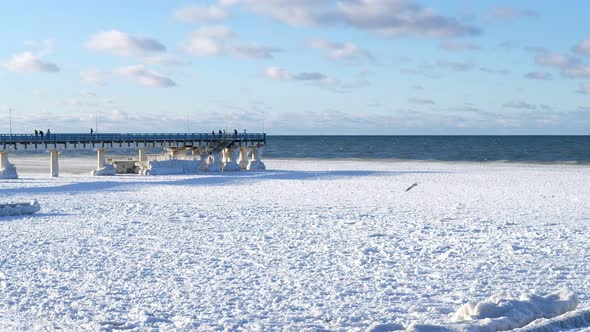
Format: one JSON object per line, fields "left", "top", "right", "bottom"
{"left": 1, "top": 159, "right": 590, "bottom": 330}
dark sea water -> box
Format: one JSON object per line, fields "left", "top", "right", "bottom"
{"left": 9, "top": 136, "right": 590, "bottom": 164}
{"left": 264, "top": 136, "right": 590, "bottom": 164}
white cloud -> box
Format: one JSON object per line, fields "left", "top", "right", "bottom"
{"left": 439, "top": 40, "right": 480, "bottom": 52}
{"left": 308, "top": 38, "right": 372, "bottom": 61}
{"left": 263, "top": 66, "right": 371, "bottom": 93}
{"left": 534, "top": 51, "right": 590, "bottom": 78}
{"left": 226, "top": 0, "right": 479, "bottom": 38}
{"left": 115, "top": 65, "right": 176, "bottom": 88}
{"left": 436, "top": 60, "right": 473, "bottom": 71}
{"left": 184, "top": 25, "right": 278, "bottom": 58}
{"left": 337, "top": 0, "right": 480, "bottom": 38}
{"left": 485, "top": 7, "right": 537, "bottom": 21}
{"left": 23, "top": 39, "right": 54, "bottom": 56}
{"left": 232, "top": 0, "right": 333, "bottom": 26}
{"left": 174, "top": 4, "right": 229, "bottom": 22}
{"left": 184, "top": 26, "right": 234, "bottom": 56}
{"left": 4, "top": 52, "right": 59, "bottom": 73}
{"left": 573, "top": 40, "right": 590, "bottom": 56}
{"left": 408, "top": 97, "right": 435, "bottom": 105}
{"left": 264, "top": 66, "right": 292, "bottom": 80}
{"left": 81, "top": 69, "right": 110, "bottom": 85}
{"left": 503, "top": 100, "right": 536, "bottom": 110}
{"left": 264, "top": 66, "right": 327, "bottom": 81}
{"left": 144, "top": 54, "right": 185, "bottom": 66}
{"left": 524, "top": 71, "right": 552, "bottom": 80}
{"left": 86, "top": 30, "right": 166, "bottom": 57}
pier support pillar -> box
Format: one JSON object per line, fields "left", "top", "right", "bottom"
{"left": 168, "top": 148, "right": 179, "bottom": 159}
{"left": 200, "top": 152, "right": 222, "bottom": 172}
{"left": 138, "top": 148, "right": 147, "bottom": 162}
{"left": 247, "top": 146, "right": 266, "bottom": 170}
{"left": 0, "top": 152, "right": 7, "bottom": 170}
{"left": 0, "top": 151, "right": 18, "bottom": 179}
{"left": 222, "top": 148, "right": 241, "bottom": 171}
{"left": 50, "top": 150, "right": 59, "bottom": 177}
{"left": 97, "top": 149, "right": 106, "bottom": 169}
{"left": 238, "top": 147, "right": 250, "bottom": 170}
{"left": 91, "top": 148, "right": 115, "bottom": 176}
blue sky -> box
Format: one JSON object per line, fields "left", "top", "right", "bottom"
{"left": 1, "top": 0, "right": 589, "bottom": 135}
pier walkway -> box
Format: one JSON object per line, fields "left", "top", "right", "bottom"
{"left": 0, "top": 133, "right": 266, "bottom": 151}
{"left": 0, "top": 133, "right": 266, "bottom": 178}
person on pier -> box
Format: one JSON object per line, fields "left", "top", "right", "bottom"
{"left": 39, "top": 130, "right": 44, "bottom": 139}
{"left": 34, "top": 130, "right": 38, "bottom": 137}
{"left": 90, "top": 128, "right": 94, "bottom": 135}
{"left": 47, "top": 129, "right": 51, "bottom": 137}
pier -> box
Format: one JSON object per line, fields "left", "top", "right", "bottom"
{"left": 0, "top": 133, "right": 266, "bottom": 178}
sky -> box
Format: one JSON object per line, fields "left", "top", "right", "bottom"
{"left": 0, "top": 0, "right": 589, "bottom": 135}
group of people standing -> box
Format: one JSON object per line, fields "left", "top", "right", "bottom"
{"left": 34, "top": 129, "right": 50, "bottom": 138}
{"left": 211, "top": 129, "right": 241, "bottom": 137}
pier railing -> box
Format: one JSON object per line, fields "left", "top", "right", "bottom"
{"left": 0, "top": 133, "right": 265, "bottom": 144}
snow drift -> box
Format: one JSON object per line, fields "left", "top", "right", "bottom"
{"left": 0, "top": 161, "right": 18, "bottom": 179}
{"left": 407, "top": 288, "right": 579, "bottom": 332}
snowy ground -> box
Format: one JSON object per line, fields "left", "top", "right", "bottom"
{"left": 1, "top": 158, "right": 590, "bottom": 331}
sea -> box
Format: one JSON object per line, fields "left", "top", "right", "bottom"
{"left": 7, "top": 136, "right": 590, "bottom": 164}
{"left": 265, "top": 136, "right": 590, "bottom": 164}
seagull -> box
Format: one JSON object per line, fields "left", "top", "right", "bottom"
{"left": 405, "top": 183, "right": 419, "bottom": 192}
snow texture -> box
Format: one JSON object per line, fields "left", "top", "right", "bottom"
{"left": 1, "top": 158, "right": 590, "bottom": 331}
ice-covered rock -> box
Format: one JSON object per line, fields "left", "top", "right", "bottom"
{"left": 0, "top": 161, "right": 18, "bottom": 179}
{"left": 91, "top": 164, "right": 116, "bottom": 176}
{"left": 0, "top": 200, "right": 41, "bottom": 216}
{"left": 142, "top": 159, "right": 199, "bottom": 175}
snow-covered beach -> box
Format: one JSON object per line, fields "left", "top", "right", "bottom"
{"left": 1, "top": 158, "right": 590, "bottom": 331}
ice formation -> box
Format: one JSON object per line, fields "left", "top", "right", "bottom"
{"left": 0, "top": 200, "right": 41, "bottom": 216}
{"left": 408, "top": 288, "right": 580, "bottom": 332}
{"left": 141, "top": 159, "right": 199, "bottom": 176}
{"left": 221, "top": 148, "right": 241, "bottom": 171}
{"left": 247, "top": 147, "right": 265, "bottom": 170}
{"left": 91, "top": 164, "right": 116, "bottom": 176}
{"left": 0, "top": 161, "right": 18, "bottom": 179}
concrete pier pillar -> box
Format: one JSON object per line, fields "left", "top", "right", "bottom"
{"left": 0, "top": 152, "right": 7, "bottom": 170}
{"left": 97, "top": 149, "right": 106, "bottom": 169}
{"left": 222, "top": 148, "right": 241, "bottom": 171}
{"left": 200, "top": 152, "right": 222, "bottom": 172}
{"left": 50, "top": 150, "right": 59, "bottom": 177}
{"left": 238, "top": 147, "right": 250, "bottom": 170}
{"left": 0, "top": 151, "right": 18, "bottom": 179}
{"left": 91, "top": 148, "right": 115, "bottom": 176}
{"left": 247, "top": 146, "right": 266, "bottom": 170}
{"left": 138, "top": 148, "right": 147, "bottom": 162}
